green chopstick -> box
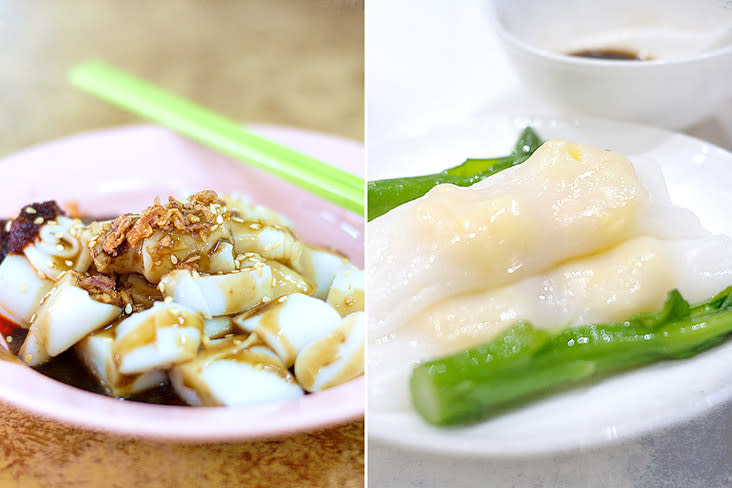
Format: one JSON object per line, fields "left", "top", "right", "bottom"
{"left": 68, "top": 60, "right": 364, "bottom": 215}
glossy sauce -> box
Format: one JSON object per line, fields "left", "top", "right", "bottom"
{"left": 0, "top": 315, "right": 28, "bottom": 355}
{"left": 36, "top": 350, "right": 186, "bottom": 405}
{"left": 570, "top": 48, "right": 649, "bottom": 61}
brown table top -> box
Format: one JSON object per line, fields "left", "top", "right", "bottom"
{"left": 0, "top": 1, "right": 363, "bottom": 486}
{"left": 0, "top": 0, "right": 364, "bottom": 156}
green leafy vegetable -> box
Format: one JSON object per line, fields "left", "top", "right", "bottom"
{"left": 367, "top": 127, "right": 542, "bottom": 221}
{"left": 410, "top": 287, "right": 732, "bottom": 426}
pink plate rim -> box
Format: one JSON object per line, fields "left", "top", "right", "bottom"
{"left": 0, "top": 123, "right": 364, "bottom": 441}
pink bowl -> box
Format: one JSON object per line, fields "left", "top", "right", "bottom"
{"left": 0, "top": 124, "right": 364, "bottom": 441}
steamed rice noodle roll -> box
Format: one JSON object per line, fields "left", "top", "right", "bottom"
{"left": 0, "top": 255, "right": 53, "bottom": 325}
{"left": 295, "top": 311, "right": 365, "bottom": 392}
{"left": 170, "top": 335, "right": 303, "bottom": 406}
{"left": 75, "top": 327, "right": 167, "bottom": 398}
{"left": 23, "top": 216, "right": 91, "bottom": 281}
{"left": 326, "top": 267, "right": 364, "bottom": 317}
{"left": 233, "top": 293, "right": 342, "bottom": 368}
{"left": 159, "top": 259, "right": 312, "bottom": 318}
{"left": 82, "top": 192, "right": 307, "bottom": 283}
{"left": 112, "top": 301, "right": 204, "bottom": 375}
{"left": 299, "top": 246, "right": 355, "bottom": 299}
{"left": 220, "top": 192, "right": 295, "bottom": 231}
{"left": 20, "top": 271, "right": 121, "bottom": 366}
{"left": 368, "top": 139, "right": 709, "bottom": 339}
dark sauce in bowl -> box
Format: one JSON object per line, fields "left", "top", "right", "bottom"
{"left": 34, "top": 351, "right": 187, "bottom": 406}
{"left": 569, "top": 48, "right": 650, "bottom": 61}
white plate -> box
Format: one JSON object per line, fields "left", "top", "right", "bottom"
{"left": 367, "top": 115, "right": 732, "bottom": 457}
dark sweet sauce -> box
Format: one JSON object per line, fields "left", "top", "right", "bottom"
{"left": 570, "top": 48, "right": 649, "bottom": 61}
{"left": 35, "top": 350, "right": 186, "bottom": 405}
{"left": 0, "top": 315, "right": 27, "bottom": 355}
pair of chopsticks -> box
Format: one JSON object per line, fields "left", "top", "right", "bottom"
{"left": 69, "top": 61, "right": 364, "bottom": 216}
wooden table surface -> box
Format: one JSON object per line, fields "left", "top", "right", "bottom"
{"left": 0, "top": 1, "right": 364, "bottom": 487}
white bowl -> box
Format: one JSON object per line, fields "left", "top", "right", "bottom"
{"left": 493, "top": 0, "right": 732, "bottom": 129}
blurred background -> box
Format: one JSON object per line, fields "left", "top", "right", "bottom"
{"left": 0, "top": 0, "right": 364, "bottom": 157}
{"left": 0, "top": 1, "right": 363, "bottom": 487}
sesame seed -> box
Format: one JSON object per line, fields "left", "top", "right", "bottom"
{"left": 177, "top": 316, "right": 185, "bottom": 325}
{"left": 46, "top": 260, "right": 55, "bottom": 268}
{"left": 4, "top": 220, "right": 12, "bottom": 232}
{"left": 56, "top": 244, "right": 65, "bottom": 252}
{"left": 192, "top": 270, "right": 200, "bottom": 280}
{"left": 29, "top": 313, "right": 37, "bottom": 323}
{"left": 224, "top": 333, "right": 234, "bottom": 339}
{"left": 261, "top": 296, "right": 271, "bottom": 303}
{"left": 170, "top": 255, "right": 178, "bottom": 265}
{"left": 33, "top": 217, "right": 44, "bottom": 225}
{"left": 25, "top": 207, "right": 36, "bottom": 214}
{"left": 164, "top": 296, "right": 173, "bottom": 304}
{"left": 278, "top": 296, "right": 288, "bottom": 303}
{"left": 124, "top": 304, "right": 133, "bottom": 314}
{"left": 65, "top": 260, "right": 73, "bottom": 266}
{"left": 6, "top": 336, "right": 12, "bottom": 343}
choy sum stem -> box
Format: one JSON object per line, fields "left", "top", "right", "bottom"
{"left": 410, "top": 287, "right": 732, "bottom": 426}
{"left": 367, "top": 127, "right": 542, "bottom": 221}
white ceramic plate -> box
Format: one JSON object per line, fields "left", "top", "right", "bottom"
{"left": 367, "top": 115, "right": 732, "bottom": 457}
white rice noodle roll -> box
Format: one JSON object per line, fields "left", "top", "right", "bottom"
{"left": 369, "top": 235, "right": 732, "bottom": 411}
{"left": 160, "top": 261, "right": 312, "bottom": 318}
{"left": 230, "top": 220, "right": 304, "bottom": 272}
{"left": 170, "top": 335, "right": 303, "bottom": 406}
{"left": 75, "top": 327, "right": 166, "bottom": 398}
{"left": 299, "top": 246, "right": 354, "bottom": 299}
{"left": 326, "top": 267, "right": 364, "bottom": 317}
{"left": 139, "top": 228, "right": 232, "bottom": 282}
{"left": 23, "top": 216, "right": 91, "bottom": 281}
{"left": 20, "top": 272, "right": 121, "bottom": 366}
{"left": 112, "top": 302, "right": 204, "bottom": 375}
{"left": 234, "top": 293, "right": 342, "bottom": 368}
{"left": 0, "top": 255, "right": 53, "bottom": 326}
{"left": 82, "top": 223, "right": 231, "bottom": 283}
{"left": 368, "top": 139, "right": 710, "bottom": 338}
{"left": 205, "top": 241, "right": 236, "bottom": 274}
{"left": 295, "top": 311, "right": 364, "bottom": 392}
{"left": 221, "top": 193, "right": 294, "bottom": 230}
{"left": 204, "top": 316, "right": 235, "bottom": 339}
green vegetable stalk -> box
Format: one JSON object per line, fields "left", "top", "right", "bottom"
{"left": 410, "top": 287, "right": 732, "bottom": 426}
{"left": 367, "top": 127, "right": 542, "bottom": 221}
